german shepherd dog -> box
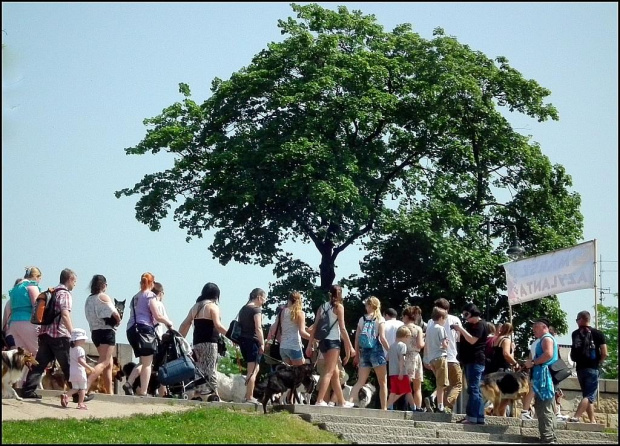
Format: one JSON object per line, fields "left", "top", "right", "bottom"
{"left": 259, "top": 363, "right": 317, "bottom": 414}
{"left": 2, "top": 347, "right": 39, "bottom": 400}
{"left": 480, "top": 369, "right": 530, "bottom": 417}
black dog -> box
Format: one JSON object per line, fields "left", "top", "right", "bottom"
{"left": 121, "top": 361, "right": 159, "bottom": 396}
{"left": 103, "top": 299, "right": 126, "bottom": 327}
{"left": 260, "top": 363, "right": 316, "bottom": 414}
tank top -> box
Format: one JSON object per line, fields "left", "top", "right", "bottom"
{"left": 9, "top": 280, "right": 40, "bottom": 323}
{"left": 323, "top": 302, "right": 340, "bottom": 341}
{"left": 280, "top": 307, "right": 303, "bottom": 350}
{"left": 84, "top": 293, "right": 116, "bottom": 332}
{"left": 193, "top": 319, "right": 219, "bottom": 344}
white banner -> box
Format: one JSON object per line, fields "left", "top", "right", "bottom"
{"left": 504, "top": 240, "right": 596, "bottom": 306}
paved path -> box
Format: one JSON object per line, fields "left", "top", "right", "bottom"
{"left": 2, "top": 391, "right": 198, "bottom": 421}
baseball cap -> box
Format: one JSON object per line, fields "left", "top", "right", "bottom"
{"left": 70, "top": 328, "right": 88, "bottom": 342}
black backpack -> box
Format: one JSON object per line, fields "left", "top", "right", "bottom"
{"left": 30, "top": 287, "right": 62, "bottom": 325}
{"left": 314, "top": 303, "right": 337, "bottom": 341}
{"left": 571, "top": 328, "right": 594, "bottom": 362}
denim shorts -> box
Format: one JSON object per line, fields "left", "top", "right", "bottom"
{"left": 280, "top": 347, "right": 303, "bottom": 362}
{"left": 318, "top": 338, "right": 341, "bottom": 354}
{"left": 577, "top": 368, "right": 599, "bottom": 403}
{"left": 359, "top": 344, "right": 387, "bottom": 368}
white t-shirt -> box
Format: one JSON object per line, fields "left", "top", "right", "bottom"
{"left": 383, "top": 318, "right": 404, "bottom": 354}
{"left": 426, "top": 314, "right": 461, "bottom": 363}
{"left": 69, "top": 345, "right": 87, "bottom": 384}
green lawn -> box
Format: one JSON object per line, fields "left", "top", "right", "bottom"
{"left": 2, "top": 406, "right": 348, "bottom": 444}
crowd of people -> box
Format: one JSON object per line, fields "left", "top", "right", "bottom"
{"left": 1, "top": 266, "right": 609, "bottom": 443}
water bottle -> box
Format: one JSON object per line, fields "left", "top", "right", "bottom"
{"left": 589, "top": 340, "right": 596, "bottom": 360}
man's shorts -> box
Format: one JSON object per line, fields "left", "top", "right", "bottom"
{"left": 389, "top": 375, "right": 411, "bottom": 396}
{"left": 577, "top": 368, "right": 599, "bottom": 403}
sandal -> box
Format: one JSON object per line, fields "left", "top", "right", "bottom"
{"left": 459, "top": 419, "right": 476, "bottom": 424}
{"left": 60, "top": 394, "right": 68, "bottom": 408}
{"left": 77, "top": 404, "right": 88, "bottom": 410}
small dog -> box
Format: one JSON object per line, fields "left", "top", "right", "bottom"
{"left": 260, "top": 363, "right": 317, "bottom": 414}
{"left": 480, "top": 369, "right": 529, "bottom": 417}
{"left": 2, "top": 347, "right": 39, "bottom": 400}
{"left": 103, "top": 299, "right": 126, "bottom": 327}
{"left": 121, "top": 361, "right": 159, "bottom": 396}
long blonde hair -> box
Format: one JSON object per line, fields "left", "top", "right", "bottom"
{"left": 288, "top": 291, "right": 303, "bottom": 323}
{"left": 365, "top": 296, "right": 382, "bottom": 320}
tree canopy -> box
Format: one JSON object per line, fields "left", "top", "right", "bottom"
{"left": 116, "top": 3, "right": 583, "bottom": 339}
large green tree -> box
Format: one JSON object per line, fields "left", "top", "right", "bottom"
{"left": 115, "top": 4, "right": 582, "bottom": 322}
{"left": 597, "top": 300, "right": 618, "bottom": 379}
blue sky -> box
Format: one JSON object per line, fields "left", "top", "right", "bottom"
{"left": 2, "top": 2, "right": 617, "bottom": 348}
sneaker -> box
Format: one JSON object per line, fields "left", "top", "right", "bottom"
{"left": 568, "top": 417, "right": 580, "bottom": 423}
{"left": 315, "top": 401, "right": 328, "bottom": 406}
{"left": 414, "top": 408, "right": 425, "bottom": 412}
{"left": 434, "top": 407, "right": 446, "bottom": 413}
{"left": 122, "top": 382, "right": 134, "bottom": 396}
{"left": 339, "top": 401, "right": 354, "bottom": 408}
{"left": 72, "top": 393, "right": 95, "bottom": 403}
{"left": 77, "top": 404, "right": 88, "bottom": 410}
{"left": 243, "top": 397, "right": 259, "bottom": 405}
{"left": 521, "top": 410, "right": 533, "bottom": 420}
{"left": 327, "top": 402, "right": 335, "bottom": 407}
{"left": 21, "top": 392, "right": 42, "bottom": 399}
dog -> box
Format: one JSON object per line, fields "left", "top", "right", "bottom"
{"left": 2, "top": 347, "right": 39, "bottom": 400}
{"left": 41, "top": 361, "right": 66, "bottom": 391}
{"left": 86, "top": 356, "right": 124, "bottom": 393}
{"left": 480, "top": 369, "right": 529, "bottom": 417}
{"left": 103, "top": 299, "right": 126, "bottom": 327}
{"left": 259, "top": 363, "right": 317, "bottom": 414}
{"left": 121, "top": 361, "right": 159, "bottom": 396}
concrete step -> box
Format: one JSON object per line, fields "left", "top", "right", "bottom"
{"left": 284, "top": 406, "right": 616, "bottom": 445}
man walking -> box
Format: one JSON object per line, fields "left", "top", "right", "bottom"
{"left": 525, "top": 318, "right": 558, "bottom": 444}
{"left": 21, "top": 269, "right": 93, "bottom": 402}
{"left": 569, "top": 310, "right": 607, "bottom": 423}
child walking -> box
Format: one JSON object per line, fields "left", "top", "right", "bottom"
{"left": 386, "top": 326, "right": 416, "bottom": 412}
{"left": 424, "top": 307, "right": 449, "bottom": 413}
{"left": 61, "top": 328, "right": 95, "bottom": 410}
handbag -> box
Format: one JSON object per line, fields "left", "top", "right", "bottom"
{"left": 217, "top": 334, "right": 227, "bottom": 357}
{"left": 549, "top": 357, "right": 571, "bottom": 385}
{"left": 129, "top": 297, "right": 157, "bottom": 355}
{"left": 264, "top": 310, "right": 283, "bottom": 365}
{"left": 158, "top": 355, "right": 196, "bottom": 385}
{"left": 226, "top": 310, "right": 242, "bottom": 344}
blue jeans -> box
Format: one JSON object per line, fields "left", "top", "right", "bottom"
{"left": 577, "top": 368, "right": 599, "bottom": 403}
{"left": 464, "top": 363, "right": 485, "bottom": 423}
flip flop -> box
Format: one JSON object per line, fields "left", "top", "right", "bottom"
{"left": 77, "top": 404, "right": 88, "bottom": 410}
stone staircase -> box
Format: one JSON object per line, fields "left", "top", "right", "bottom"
{"left": 280, "top": 405, "right": 617, "bottom": 444}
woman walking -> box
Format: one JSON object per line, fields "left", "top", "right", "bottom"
{"left": 179, "top": 282, "right": 228, "bottom": 401}
{"left": 305, "top": 284, "right": 355, "bottom": 408}
{"left": 124, "top": 272, "right": 174, "bottom": 396}
{"left": 84, "top": 274, "right": 120, "bottom": 394}
{"left": 346, "top": 296, "right": 390, "bottom": 409}
{"left": 238, "top": 287, "right": 268, "bottom": 404}
{"left": 267, "top": 291, "right": 311, "bottom": 366}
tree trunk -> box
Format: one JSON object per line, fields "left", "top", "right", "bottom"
{"left": 319, "top": 246, "right": 336, "bottom": 292}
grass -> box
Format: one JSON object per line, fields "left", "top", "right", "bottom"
{"left": 1, "top": 406, "right": 348, "bottom": 444}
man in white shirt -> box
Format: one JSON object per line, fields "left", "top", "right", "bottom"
{"left": 383, "top": 308, "right": 404, "bottom": 355}
{"left": 425, "top": 298, "right": 462, "bottom": 412}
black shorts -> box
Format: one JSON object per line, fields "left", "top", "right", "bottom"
{"left": 91, "top": 329, "right": 116, "bottom": 347}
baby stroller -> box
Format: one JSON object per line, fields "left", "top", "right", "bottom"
{"left": 155, "top": 328, "right": 206, "bottom": 399}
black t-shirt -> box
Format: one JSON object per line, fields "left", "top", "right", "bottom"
{"left": 459, "top": 319, "right": 488, "bottom": 365}
{"left": 239, "top": 304, "right": 262, "bottom": 341}
{"left": 571, "top": 327, "right": 606, "bottom": 370}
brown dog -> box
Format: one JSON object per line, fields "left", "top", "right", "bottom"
{"left": 2, "top": 347, "right": 39, "bottom": 400}
{"left": 481, "top": 369, "right": 529, "bottom": 417}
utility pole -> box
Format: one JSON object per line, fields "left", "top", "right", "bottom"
{"left": 597, "top": 255, "right": 618, "bottom": 327}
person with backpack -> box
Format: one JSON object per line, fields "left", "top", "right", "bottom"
{"left": 568, "top": 310, "right": 607, "bottom": 424}
{"left": 346, "top": 296, "right": 390, "bottom": 410}
{"left": 21, "top": 268, "right": 94, "bottom": 402}
{"left": 305, "top": 284, "right": 355, "bottom": 408}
